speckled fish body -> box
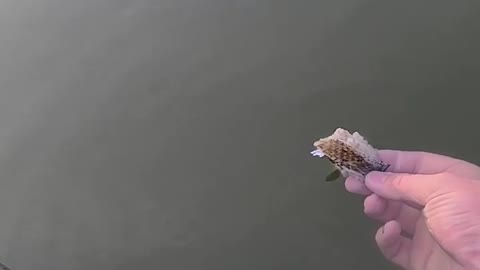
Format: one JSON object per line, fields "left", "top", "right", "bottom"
{"left": 311, "top": 128, "right": 390, "bottom": 181}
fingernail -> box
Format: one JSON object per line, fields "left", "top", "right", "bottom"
{"left": 350, "top": 175, "right": 362, "bottom": 182}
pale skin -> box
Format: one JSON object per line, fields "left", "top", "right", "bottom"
{"left": 344, "top": 150, "right": 480, "bottom": 270}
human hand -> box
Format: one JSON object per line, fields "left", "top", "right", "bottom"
{"left": 345, "top": 150, "right": 480, "bottom": 270}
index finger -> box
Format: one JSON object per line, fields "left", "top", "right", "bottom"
{"left": 378, "top": 150, "right": 462, "bottom": 175}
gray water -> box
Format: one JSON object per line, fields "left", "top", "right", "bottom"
{"left": 0, "top": 1, "right": 478, "bottom": 269}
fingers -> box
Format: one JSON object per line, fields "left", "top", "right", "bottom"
{"left": 375, "top": 220, "right": 412, "bottom": 269}
{"left": 365, "top": 171, "right": 451, "bottom": 207}
{"left": 364, "top": 194, "right": 420, "bottom": 235}
{"left": 344, "top": 176, "right": 372, "bottom": 195}
{"left": 345, "top": 176, "right": 421, "bottom": 236}
{"left": 346, "top": 150, "right": 463, "bottom": 199}
{"left": 378, "top": 150, "right": 462, "bottom": 174}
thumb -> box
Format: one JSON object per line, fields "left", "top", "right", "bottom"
{"left": 364, "top": 171, "right": 450, "bottom": 207}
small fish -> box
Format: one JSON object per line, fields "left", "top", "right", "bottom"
{"left": 311, "top": 128, "right": 390, "bottom": 182}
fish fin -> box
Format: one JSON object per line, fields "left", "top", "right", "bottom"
{"left": 325, "top": 169, "right": 341, "bottom": 182}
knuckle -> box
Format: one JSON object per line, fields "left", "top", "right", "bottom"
{"left": 388, "top": 173, "right": 405, "bottom": 190}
